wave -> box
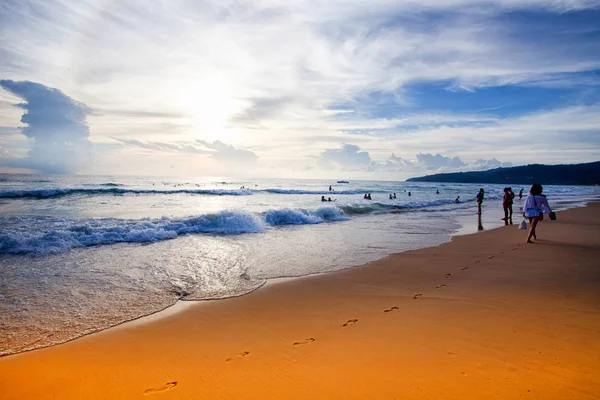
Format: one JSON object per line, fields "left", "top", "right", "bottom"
{"left": 0, "top": 187, "right": 253, "bottom": 199}
{"left": 0, "top": 206, "right": 349, "bottom": 256}
{"left": 83, "top": 182, "right": 124, "bottom": 187}
{"left": 264, "top": 206, "right": 349, "bottom": 225}
{"left": 0, "top": 187, "right": 392, "bottom": 199}
{"left": 262, "top": 188, "right": 365, "bottom": 195}
{"left": 338, "top": 198, "right": 471, "bottom": 215}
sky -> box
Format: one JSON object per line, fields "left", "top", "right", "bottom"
{"left": 1, "top": 0, "right": 599, "bottom": 180}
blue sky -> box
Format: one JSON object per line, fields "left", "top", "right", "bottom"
{"left": 0, "top": 0, "right": 599, "bottom": 179}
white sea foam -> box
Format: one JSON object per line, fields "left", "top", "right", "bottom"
{"left": 264, "top": 206, "right": 349, "bottom": 225}
{"left": 0, "top": 207, "right": 356, "bottom": 255}
{"left": 0, "top": 187, "right": 253, "bottom": 198}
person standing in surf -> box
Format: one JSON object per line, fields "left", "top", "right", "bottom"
{"left": 476, "top": 188, "right": 484, "bottom": 215}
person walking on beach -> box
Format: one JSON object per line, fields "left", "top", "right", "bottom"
{"left": 522, "top": 184, "right": 552, "bottom": 243}
{"left": 518, "top": 189, "right": 524, "bottom": 200}
{"left": 476, "top": 188, "right": 484, "bottom": 214}
{"left": 502, "top": 187, "right": 515, "bottom": 224}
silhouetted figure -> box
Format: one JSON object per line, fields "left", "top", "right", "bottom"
{"left": 329, "top": 185, "right": 332, "bottom": 191}
{"left": 367, "top": 193, "right": 372, "bottom": 200}
{"left": 519, "top": 188, "right": 524, "bottom": 200}
{"left": 321, "top": 196, "right": 326, "bottom": 202}
{"left": 389, "top": 194, "right": 393, "bottom": 200}
{"left": 408, "top": 191, "right": 411, "bottom": 196}
{"left": 476, "top": 188, "right": 484, "bottom": 215}
{"left": 455, "top": 196, "right": 460, "bottom": 203}
{"left": 393, "top": 193, "right": 396, "bottom": 199}
{"left": 436, "top": 190, "right": 439, "bottom": 194}
{"left": 502, "top": 187, "right": 515, "bottom": 225}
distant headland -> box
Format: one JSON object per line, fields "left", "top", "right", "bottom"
{"left": 406, "top": 161, "right": 600, "bottom": 185}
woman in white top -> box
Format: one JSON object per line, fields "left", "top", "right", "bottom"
{"left": 522, "top": 183, "right": 552, "bottom": 243}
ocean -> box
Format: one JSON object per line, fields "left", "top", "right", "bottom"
{"left": 1, "top": 174, "right": 599, "bottom": 356}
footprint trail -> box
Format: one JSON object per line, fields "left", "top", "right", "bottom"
{"left": 342, "top": 319, "right": 359, "bottom": 327}
{"left": 225, "top": 351, "right": 250, "bottom": 363}
{"left": 293, "top": 337, "right": 316, "bottom": 345}
{"left": 144, "top": 382, "right": 177, "bottom": 395}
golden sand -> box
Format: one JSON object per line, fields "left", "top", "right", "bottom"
{"left": 1, "top": 204, "right": 599, "bottom": 399}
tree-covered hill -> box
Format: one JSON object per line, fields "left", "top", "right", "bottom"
{"left": 406, "top": 162, "right": 600, "bottom": 185}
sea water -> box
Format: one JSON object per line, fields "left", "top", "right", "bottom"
{"left": 1, "top": 174, "right": 599, "bottom": 356}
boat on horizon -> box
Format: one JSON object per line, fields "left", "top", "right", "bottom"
{"left": 336, "top": 180, "right": 350, "bottom": 183}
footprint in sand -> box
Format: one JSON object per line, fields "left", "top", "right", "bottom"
{"left": 445, "top": 273, "right": 452, "bottom": 278}
{"left": 293, "top": 337, "right": 316, "bottom": 345}
{"left": 383, "top": 306, "right": 399, "bottom": 313}
{"left": 474, "top": 260, "right": 481, "bottom": 264}
{"left": 413, "top": 293, "right": 423, "bottom": 299}
{"left": 343, "top": 319, "right": 359, "bottom": 327}
{"left": 436, "top": 284, "right": 447, "bottom": 289}
{"left": 144, "top": 382, "right": 177, "bottom": 395}
{"left": 461, "top": 266, "right": 469, "bottom": 271}
{"left": 488, "top": 255, "right": 495, "bottom": 259}
{"left": 225, "top": 351, "right": 250, "bottom": 363}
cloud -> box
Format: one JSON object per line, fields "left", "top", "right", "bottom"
{"left": 196, "top": 140, "right": 258, "bottom": 165}
{"left": 1, "top": 1, "right": 599, "bottom": 177}
{"left": 113, "top": 138, "right": 258, "bottom": 165}
{"left": 316, "top": 144, "right": 372, "bottom": 169}
{"left": 114, "top": 138, "right": 211, "bottom": 155}
{"left": 470, "top": 158, "right": 513, "bottom": 170}
{"left": 416, "top": 153, "right": 465, "bottom": 169}
{"left": 0, "top": 145, "right": 10, "bottom": 158}
{"left": 0, "top": 80, "right": 92, "bottom": 173}
{"left": 314, "top": 144, "right": 513, "bottom": 176}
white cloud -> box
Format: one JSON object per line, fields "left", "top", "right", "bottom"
{"left": 312, "top": 143, "right": 513, "bottom": 178}
{"left": 316, "top": 144, "right": 372, "bottom": 170}
{"left": 0, "top": 0, "right": 599, "bottom": 177}
{"left": 0, "top": 145, "right": 10, "bottom": 158}
{"left": 196, "top": 140, "right": 258, "bottom": 165}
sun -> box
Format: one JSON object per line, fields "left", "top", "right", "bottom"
{"left": 174, "top": 71, "right": 240, "bottom": 142}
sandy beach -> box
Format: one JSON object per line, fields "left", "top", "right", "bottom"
{"left": 1, "top": 203, "right": 599, "bottom": 400}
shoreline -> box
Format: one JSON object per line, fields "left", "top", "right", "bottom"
{"left": 1, "top": 203, "right": 599, "bottom": 399}
{"left": 0, "top": 202, "right": 499, "bottom": 359}
{"left": 0, "top": 200, "right": 589, "bottom": 359}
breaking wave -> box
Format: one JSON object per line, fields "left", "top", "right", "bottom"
{"left": 0, "top": 206, "right": 349, "bottom": 256}
{"left": 0, "top": 187, "right": 253, "bottom": 199}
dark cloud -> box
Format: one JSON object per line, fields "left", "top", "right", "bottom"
{"left": 196, "top": 140, "right": 258, "bottom": 164}
{"left": 0, "top": 80, "right": 93, "bottom": 173}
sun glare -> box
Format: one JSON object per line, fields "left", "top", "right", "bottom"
{"left": 175, "top": 72, "right": 239, "bottom": 142}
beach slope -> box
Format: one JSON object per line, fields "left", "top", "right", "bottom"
{"left": 1, "top": 204, "right": 599, "bottom": 399}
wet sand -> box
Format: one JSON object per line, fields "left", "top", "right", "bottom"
{"left": 1, "top": 203, "right": 599, "bottom": 399}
